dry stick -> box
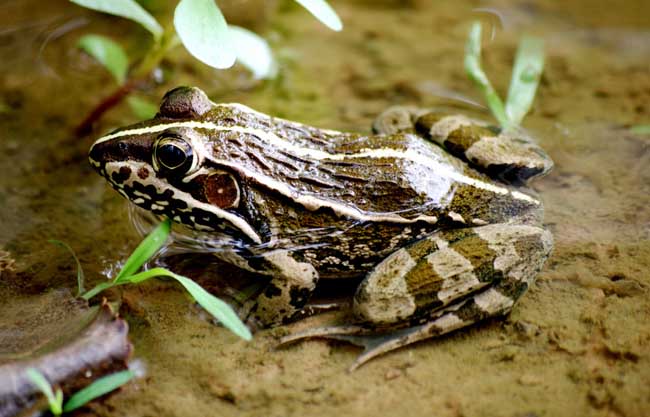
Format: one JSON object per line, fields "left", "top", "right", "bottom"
{"left": 74, "top": 79, "right": 142, "bottom": 137}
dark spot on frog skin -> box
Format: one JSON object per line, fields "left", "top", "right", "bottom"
{"left": 289, "top": 286, "right": 311, "bottom": 307}
{"left": 486, "top": 163, "right": 544, "bottom": 184}
{"left": 137, "top": 167, "right": 150, "bottom": 180}
{"left": 264, "top": 283, "right": 283, "bottom": 298}
{"left": 111, "top": 166, "right": 131, "bottom": 184}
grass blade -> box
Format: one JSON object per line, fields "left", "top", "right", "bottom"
{"left": 174, "top": 0, "right": 236, "bottom": 69}
{"left": 172, "top": 273, "right": 252, "bottom": 341}
{"left": 26, "top": 368, "right": 63, "bottom": 415}
{"left": 229, "top": 26, "right": 277, "bottom": 80}
{"left": 120, "top": 267, "right": 251, "bottom": 340}
{"left": 81, "top": 281, "right": 115, "bottom": 301}
{"left": 113, "top": 218, "right": 171, "bottom": 283}
{"left": 78, "top": 34, "right": 129, "bottom": 85}
{"left": 63, "top": 370, "right": 135, "bottom": 413}
{"left": 84, "top": 266, "right": 251, "bottom": 340}
{"left": 464, "top": 21, "right": 510, "bottom": 130}
{"left": 70, "top": 0, "right": 163, "bottom": 40}
{"left": 293, "top": 0, "right": 342, "bottom": 31}
{"left": 505, "top": 36, "right": 545, "bottom": 126}
{"left": 49, "top": 240, "right": 85, "bottom": 296}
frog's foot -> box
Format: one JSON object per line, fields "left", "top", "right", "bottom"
{"left": 282, "top": 223, "right": 553, "bottom": 371}
{"left": 279, "top": 301, "right": 491, "bottom": 372}
{"left": 371, "top": 106, "right": 425, "bottom": 135}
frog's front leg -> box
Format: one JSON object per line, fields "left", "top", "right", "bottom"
{"left": 247, "top": 250, "right": 319, "bottom": 327}
{"left": 373, "top": 107, "right": 553, "bottom": 183}
{"left": 281, "top": 224, "right": 552, "bottom": 370}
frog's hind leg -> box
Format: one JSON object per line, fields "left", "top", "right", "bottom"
{"left": 280, "top": 224, "right": 553, "bottom": 371}
{"left": 372, "top": 107, "right": 553, "bottom": 183}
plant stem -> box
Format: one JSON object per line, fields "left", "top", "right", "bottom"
{"left": 74, "top": 30, "right": 179, "bottom": 137}
{"left": 74, "top": 80, "right": 139, "bottom": 137}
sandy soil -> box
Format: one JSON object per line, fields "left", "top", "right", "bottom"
{"left": 1, "top": 0, "right": 649, "bottom": 416}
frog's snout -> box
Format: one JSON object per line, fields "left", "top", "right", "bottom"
{"left": 88, "top": 135, "right": 154, "bottom": 174}
{"left": 89, "top": 139, "right": 112, "bottom": 169}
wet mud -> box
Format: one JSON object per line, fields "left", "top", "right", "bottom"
{"left": 0, "top": 0, "right": 649, "bottom": 416}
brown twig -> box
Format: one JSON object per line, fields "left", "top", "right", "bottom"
{"left": 74, "top": 79, "right": 143, "bottom": 138}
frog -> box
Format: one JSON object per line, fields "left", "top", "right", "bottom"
{"left": 89, "top": 86, "right": 553, "bottom": 370}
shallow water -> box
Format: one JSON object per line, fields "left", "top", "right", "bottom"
{"left": 1, "top": 0, "right": 649, "bottom": 416}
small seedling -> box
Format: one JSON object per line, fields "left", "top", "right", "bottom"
{"left": 26, "top": 368, "right": 63, "bottom": 415}
{"left": 70, "top": 0, "right": 342, "bottom": 133}
{"left": 49, "top": 240, "right": 85, "bottom": 296}
{"left": 26, "top": 368, "right": 135, "bottom": 415}
{"left": 82, "top": 219, "right": 252, "bottom": 341}
{"left": 465, "top": 21, "right": 545, "bottom": 130}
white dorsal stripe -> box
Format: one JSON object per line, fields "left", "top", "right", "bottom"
{"left": 93, "top": 120, "right": 538, "bottom": 204}
{"left": 207, "top": 158, "right": 441, "bottom": 224}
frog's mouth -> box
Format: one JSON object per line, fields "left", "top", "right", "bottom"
{"left": 89, "top": 137, "right": 262, "bottom": 244}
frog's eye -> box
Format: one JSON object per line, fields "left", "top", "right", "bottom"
{"left": 153, "top": 135, "right": 197, "bottom": 175}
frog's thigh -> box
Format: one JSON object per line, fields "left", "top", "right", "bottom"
{"left": 353, "top": 224, "right": 553, "bottom": 326}
{"left": 250, "top": 250, "right": 318, "bottom": 327}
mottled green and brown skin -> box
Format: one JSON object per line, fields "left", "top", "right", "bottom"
{"left": 89, "top": 87, "right": 553, "bottom": 369}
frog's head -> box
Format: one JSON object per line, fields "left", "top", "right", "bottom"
{"left": 88, "top": 86, "right": 262, "bottom": 244}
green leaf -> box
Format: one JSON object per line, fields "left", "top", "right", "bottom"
{"left": 171, "top": 272, "right": 252, "bottom": 341}
{"left": 505, "top": 36, "right": 545, "bottom": 126}
{"left": 81, "top": 281, "right": 115, "bottom": 301}
{"left": 229, "top": 26, "right": 277, "bottom": 79}
{"left": 174, "top": 0, "right": 236, "bottom": 69}
{"left": 464, "top": 21, "right": 510, "bottom": 130}
{"left": 120, "top": 268, "right": 251, "bottom": 340}
{"left": 63, "top": 370, "right": 135, "bottom": 412}
{"left": 113, "top": 218, "right": 171, "bottom": 283}
{"left": 26, "top": 368, "right": 63, "bottom": 415}
{"left": 127, "top": 96, "right": 158, "bottom": 119}
{"left": 48, "top": 240, "right": 85, "bottom": 296}
{"left": 293, "top": 0, "right": 343, "bottom": 31}
{"left": 631, "top": 124, "right": 650, "bottom": 135}
{"left": 78, "top": 34, "right": 129, "bottom": 85}
{"left": 70, "top": 0, "right": 163, "bottom": 40}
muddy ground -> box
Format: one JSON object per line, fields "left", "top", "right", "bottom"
{"left": 1, "top": 0, "right": 649, "bottom": 416}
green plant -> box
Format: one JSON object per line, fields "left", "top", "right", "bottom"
{"left": 630, "top": 124, "right": 650, "bottom": 135}
{"left": 71, "top": 0, "right": 342, "bottom": 133}
{"left": 49, "top": 240, "right": 85, "bottom": 296}
{"left": 464, "top": 21, "right": 545, "bottom": 131}
{"left": 26, "top": 368, "right": 135, "bottom": 415}
{"left": 81, "top": 219, "right": 251, "bottom": 340}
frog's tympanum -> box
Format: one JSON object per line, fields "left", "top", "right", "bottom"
{"left": 89, "top": 87, "right": 553, "bottom": 369}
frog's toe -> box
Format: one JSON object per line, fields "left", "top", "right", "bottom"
{"left": 278, "top": 323, "right": 438, "bottom": 371}
{"left": 289, "top": 302, "right": 346, "bottom": 321}
{"left": 372, "top": 106, "right": 423, "bottom": 134}
{"left": 278, "top": 324, "right": 367, "bottom": 346}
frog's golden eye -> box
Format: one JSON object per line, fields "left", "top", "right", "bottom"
{"left": 153, "top": 135, "right": 197, "bottom": 175}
